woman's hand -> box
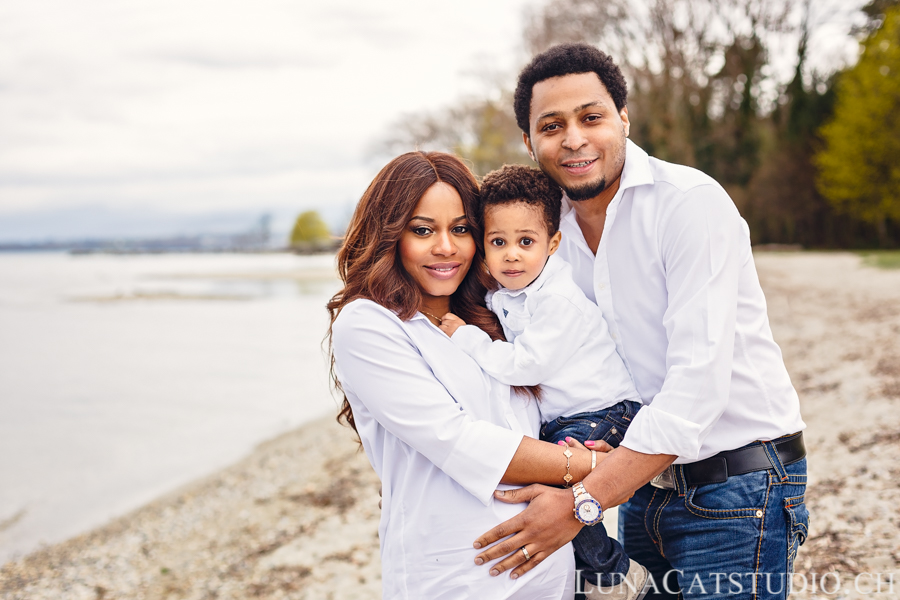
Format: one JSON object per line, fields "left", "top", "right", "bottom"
{"left": 568, "top": 436, "right": 613, "bottom": 454}
{"left": 560, "top": 436, "right": 614, "bottom": 483}
{"left": 439, "top": 312, "right": 466, "bottom": 337}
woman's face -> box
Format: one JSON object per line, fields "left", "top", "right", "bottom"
{"left": 399, "top": 182, "right": 476, "bottom": 306}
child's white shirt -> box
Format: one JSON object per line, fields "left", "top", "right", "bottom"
{"left": 451, "top": 254, "right": 640, "bottom": 423}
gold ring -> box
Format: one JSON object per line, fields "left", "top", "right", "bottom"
{"left": 521, "top": 546, "right": 531, "bottom": 561}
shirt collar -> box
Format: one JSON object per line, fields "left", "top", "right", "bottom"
{"left": 492, "top": 253, "right": 566, "bottom": 300}
{"left": 560, "top": 139, "right": 653, "bottom": 221}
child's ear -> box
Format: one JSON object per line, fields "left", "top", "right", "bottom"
{"left": 548, "top": 231, "right": 562, "bottom": 255}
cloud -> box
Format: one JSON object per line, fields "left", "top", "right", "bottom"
{"left": 316, "top": 5, "right": 417, "bottom": 49}
{"left": 0, "top": 0, "right": 530, "bottom": 238}
{"left": 145, "top": 49, "right": 334, "bottom": 71}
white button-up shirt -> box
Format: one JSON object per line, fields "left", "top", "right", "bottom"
{"left": 557, "top": 140, "right": 806, "bottom": 463}
{"left": 332, "top": 299, "right": 575, "bottom": 599}
{"left": 451, "top": 254, "right": 639, "bottom": 423}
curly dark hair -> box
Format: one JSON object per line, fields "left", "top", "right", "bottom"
{"left": 480, "top": 165, "right": 562, "bottom": 236}
{"left": 514, "top": 42, "right": 628, "bottom": 135}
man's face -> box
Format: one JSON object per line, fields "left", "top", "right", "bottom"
{"left": 523, "top": 72, "right": 630, "bottom": 202}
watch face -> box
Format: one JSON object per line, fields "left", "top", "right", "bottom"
{"left": 577, "top": 500, "right": 601, "bottom": 522}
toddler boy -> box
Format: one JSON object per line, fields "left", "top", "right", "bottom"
{"left": 440, "top": 165, "right": 648, "bottom": 598}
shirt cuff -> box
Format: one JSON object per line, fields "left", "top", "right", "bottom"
{"left": 619, "top": 404, "right": 704, "bottom": 460}
{"left": 441, "top": 419, "right": 524, "bottom": 505}
{"left": 449, "top": 324, "right": 492, "bottom": 353}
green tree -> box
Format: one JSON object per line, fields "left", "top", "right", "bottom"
{"left": 290, "top": 210, "right": 331, "bottom": 247}
{"left": 815, "top": 5, "right": 900, "bottom": 246}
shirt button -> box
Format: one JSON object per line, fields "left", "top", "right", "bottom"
{"left": 755, "top": 510, "right": 763, "bottom": 518}
{"left": 590, "top": 423, "right": 597, "bottom": 428}
{"left": 610, "top": 427, "right": 618, "bottom": 435}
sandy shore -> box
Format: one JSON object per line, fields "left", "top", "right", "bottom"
{"left": 2, "top": 252, "right": 899, "bottom": 599}
{"left": 0, "top": 418, "right": 383, "bottom": 600}
{"left": 753, "top": 252, "right": 900, "bottom": 599}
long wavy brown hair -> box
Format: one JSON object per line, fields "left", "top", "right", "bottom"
{"left": 326, "top": 151, "right": 534, "bottom": 437}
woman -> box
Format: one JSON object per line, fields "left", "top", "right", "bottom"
{"left": 327, "top": 152, "right": 596, "bottom": 599}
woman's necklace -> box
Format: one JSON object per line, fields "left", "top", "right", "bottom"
{"left": 420, "top": 309, "right": 443, "bottom": 325}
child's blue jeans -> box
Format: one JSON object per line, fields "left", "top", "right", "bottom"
{"left": 539, "top": 399, "right": 642, "bottom": 588}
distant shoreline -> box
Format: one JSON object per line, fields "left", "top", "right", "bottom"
{"left": 0, "top": 246, "right": 341, "bottom": 255}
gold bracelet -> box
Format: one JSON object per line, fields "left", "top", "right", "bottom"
{"left": 563, "top": 447, "right": 573, "bottom": 487}
{"left": 591, "top": 450, "right": 597, "bottom": 471}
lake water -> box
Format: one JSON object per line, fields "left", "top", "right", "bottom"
{"left": 0, "top": 252, "right": 342, "bottom": 564}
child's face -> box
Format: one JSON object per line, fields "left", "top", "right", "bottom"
{"left": 483, "top": 202, "right": 562, "bottom": 291}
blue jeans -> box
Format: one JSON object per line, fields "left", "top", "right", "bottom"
{"left": 540, "top": 400, "right": 642, "bottom": 588}
{"left": 618, "top": 439, "right": 809, "bottom": 599}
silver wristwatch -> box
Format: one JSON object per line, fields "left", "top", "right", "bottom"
{"left": 572, "top": 482, "right": 603, "bottom": 526}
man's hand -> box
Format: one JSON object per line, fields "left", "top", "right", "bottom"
{"left": 439, "top": 312, "right": 466, "bottom": 337}
{"left": 472, "top": 485, "right": 582, "bottom": 580}
{"left": 476, "top": 446, "right": 675, "bottom": 580}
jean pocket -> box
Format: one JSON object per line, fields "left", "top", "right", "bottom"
{"left": 784, "top": 494, "right": 809, "bottom": 574}
{"left": 554, "top": 414, "right": 598, "bottom": 427}
{"left": 684, "top": 470, "right": 768, "bottom": 520}
{"left": 547, "top": 416, "right": 604, "bottom": 442}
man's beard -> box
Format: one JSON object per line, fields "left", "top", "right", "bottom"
{"left": 562, "top": 177, "right": 609, "bottom": 202}
{"left": 534, "top": 154, "right": 611, "bottom": 201}
{"left": 534, "top": 129, "right": 627, "bottom": 202}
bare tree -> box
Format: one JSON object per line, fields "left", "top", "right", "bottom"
{"left": 524, "top": 0, "right": 795, "bottom": 174}
{"left": 366, "top": 0, "right": 895, "bottom": 246}
{"left": 369, "top": 91, "right": 532, "bottom": 177}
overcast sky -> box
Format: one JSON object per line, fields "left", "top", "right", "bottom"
{"left": 0, "top": 0, "right": 866, "bottom": 241}
{"left": 0, "top": 0, "right": 534, "bottom": 239}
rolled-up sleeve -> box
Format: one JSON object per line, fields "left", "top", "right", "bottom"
{"left": 451, "top": 295, "right": 588, "bottom": 386}
{"left": 332, "top": 301, "right": 524, "bottom": 504}
{"left": 621, "top": 185, "right": 743, "bottom": 460}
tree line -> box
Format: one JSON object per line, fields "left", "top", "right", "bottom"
{"left": 376, "top": 0, "right": 900, "bottom": 248}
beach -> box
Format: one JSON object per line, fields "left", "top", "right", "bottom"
{"left": 1, "top": 252, "right": 899, "bottom": 599}
{"left": 0, "top": 417, "right": 382, "bottom": 600}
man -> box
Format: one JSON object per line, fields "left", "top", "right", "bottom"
{"left": 472, "top": 43, "right": 808, "bottom": 600}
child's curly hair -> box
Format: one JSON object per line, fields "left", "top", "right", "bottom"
{"left": 479, "top": 165, "right": 562, "bottom": 236}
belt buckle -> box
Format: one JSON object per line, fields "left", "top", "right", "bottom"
{"left": 650, "top": 466, "right": 676, "bottom": 490}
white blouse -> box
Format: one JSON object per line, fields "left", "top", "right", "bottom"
{"left": 331, "top": 299, "right": 575, "bottom": 599}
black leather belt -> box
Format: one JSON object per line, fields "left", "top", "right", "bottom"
{"left": 650, "top": 432, "right": 806, "bottom": 489}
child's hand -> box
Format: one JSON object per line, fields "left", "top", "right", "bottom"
{"left": 439, "top": 313, "right": 466, "bottom": 337}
